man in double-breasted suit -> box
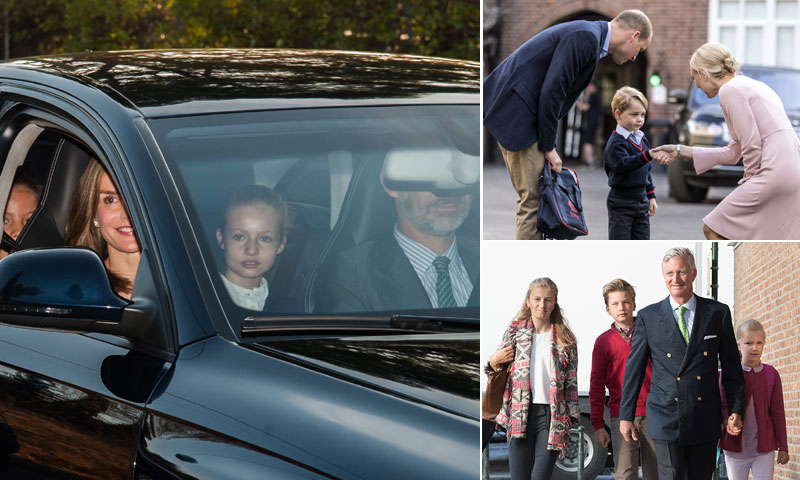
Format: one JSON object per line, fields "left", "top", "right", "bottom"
{"left": 483, "top": 10, "right": 652, "bottom": 239}
{"left": 619, "top": 247, "right": 744, "bottom": 480}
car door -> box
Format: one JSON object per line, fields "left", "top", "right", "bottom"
{"left": 0, "top": 325, "right": 165, "bottom": 478}
{"left": 0, "top": 108, "right": 174, "bottom": 478}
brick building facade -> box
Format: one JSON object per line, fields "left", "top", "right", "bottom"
{"left": 483, "top": 0, "right": 708, "bottom": 161}
{"left": 733, "top": 242, "right": 800, "bottom": 479}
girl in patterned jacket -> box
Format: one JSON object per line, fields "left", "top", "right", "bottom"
{"left": 487, "top": 277, "right": 579, "bottom": 480}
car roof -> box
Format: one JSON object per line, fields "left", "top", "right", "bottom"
{"left": 739, "top": 64, "right": 800, "bottom": 74}
{"left": 0, "top": 49, "right": 479, "bottom": 117}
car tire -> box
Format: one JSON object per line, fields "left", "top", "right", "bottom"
{"left": 667, "top": 160, "right": 708, "bottom": 202}
{"left": 552, "top": 415, "right": 607, "bottom": 480}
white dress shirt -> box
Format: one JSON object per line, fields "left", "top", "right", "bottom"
{"left": 669, "top": 295, "right": 697, "bottom": 342}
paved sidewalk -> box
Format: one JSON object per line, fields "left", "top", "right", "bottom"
{"left": 483, "top": 162, "right": 735, "bottom": 240}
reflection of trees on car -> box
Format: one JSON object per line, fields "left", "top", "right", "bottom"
{"left": 272, "top": 337, "right": 479, "bottom": 396}
{"left": 0, "top": 363, "right": 140, "bottom": 479}
{"left": 15, "top": 51, "right": 479, "bottom": 104}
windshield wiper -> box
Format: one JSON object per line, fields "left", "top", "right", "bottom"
{"left": 241, "top": 314, "right": 479, "bottom": 337}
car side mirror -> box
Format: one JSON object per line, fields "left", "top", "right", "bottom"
{"left": 0, "top": 247, "right": 129, "bottom": 331}
{"left": 668, "top": 89, "right": 687, "bottom": 105}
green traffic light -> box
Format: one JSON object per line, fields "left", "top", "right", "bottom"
{"left": 649, "top": 74, "right": 661, "bottom": 87}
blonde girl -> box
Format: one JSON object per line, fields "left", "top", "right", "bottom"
{"left": 719, "top": 319, "right": 789, "bottom": 479}
{"left": 486, "top": 277, "right": 579, "bottom": 480}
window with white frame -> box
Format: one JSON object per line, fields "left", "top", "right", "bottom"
{"left": 709, "top": 0, "right": 799, "bottom": 68}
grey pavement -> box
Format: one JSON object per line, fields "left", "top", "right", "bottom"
{"left": 483, "top": 161, "right": 736, "bottom": 240}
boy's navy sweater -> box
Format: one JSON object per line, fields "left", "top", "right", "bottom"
{"left": 603, "top": 131, "right": 656, "bottom": 200}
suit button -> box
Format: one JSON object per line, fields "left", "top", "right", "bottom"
{"left": 698, "top": 396, "right": 702, "bottom": 401}
{"left": 677, "top": 377, "right": 681, "bottom": 381}
{"left": 703, "top": 351, "right": 708, "bottom": 356}
{"left": 667, "top": 353, "right": 672, "bottom": 358}
{"left": 697, "top": 376, "right": 702, "bottom": 380}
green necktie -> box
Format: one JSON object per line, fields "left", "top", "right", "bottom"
{"left": 677, "top": 305, "right": 689, "bottom": 345}
{"left": 433, "top": 256, "right": 456, "bottom": 308}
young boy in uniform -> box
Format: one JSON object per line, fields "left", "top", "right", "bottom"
{"left": 603, "top": 86, "right": 665, "bottom": 239}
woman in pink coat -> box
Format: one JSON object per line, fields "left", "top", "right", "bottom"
{"left": 653, "top": 43, "right": 800, "bottom": 240}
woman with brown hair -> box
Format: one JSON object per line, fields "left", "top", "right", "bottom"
{"left": 64, "top": 159, "right": 140, "bottom": 298}
{"left": 485, "top": 277, "right": 579, "bottom": 480}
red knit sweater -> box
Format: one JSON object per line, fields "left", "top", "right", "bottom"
{"left": 589, "top": 323, "right": 652, "bottom": 431}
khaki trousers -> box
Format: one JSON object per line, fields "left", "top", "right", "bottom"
{"left": 498, "top": 142, "right": 545, "bottom": 240}
{"left": 610, "top": 416, "right": 659, "bottom": 480}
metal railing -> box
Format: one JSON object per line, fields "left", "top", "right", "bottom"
{"left": 575, "top": 425, "right": 585, "bottom": 479}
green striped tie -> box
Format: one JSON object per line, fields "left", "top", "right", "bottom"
{"left": 433, "top": 256, "right": 456, "bottom": 308}
{"left": 677, "top": 306, "right": 689, "bottom": 345}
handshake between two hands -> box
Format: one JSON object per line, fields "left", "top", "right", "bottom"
{"left": 650, "top": 144, "right": 680, "bottom": 165}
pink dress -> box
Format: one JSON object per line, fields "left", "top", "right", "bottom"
{"left": 693, "top": 75, "right": 800, "bottom": 239}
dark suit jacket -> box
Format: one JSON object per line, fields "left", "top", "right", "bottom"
{"left": 314, "top": 235, "right": 479, "bottom": 313}
{"left": 620, "top": 295, "right": 744, "bottom": 445}
{"left": 483, "top": 20, "right": 608, "bottom": 152}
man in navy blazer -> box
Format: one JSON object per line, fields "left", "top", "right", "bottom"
{"left": 619, "top": 247, "right": 744, "bottom": 479}
{"left": 483, "top": 10, "right": 652, "bottom": 239}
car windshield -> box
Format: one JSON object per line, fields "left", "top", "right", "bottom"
{"left": 148, "top": 105, "right": 479, "bottom": 325}
{"left": 690, "top": 69, "right": 800, "bottom": 110}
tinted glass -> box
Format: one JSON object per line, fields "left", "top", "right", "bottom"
{"left": 748, "top": 69, "right": 800, "bottom": 110}
{"left": 148, "top": 105, "right": 479, "bottom": 324}
{"left": 690, "top": 69, "right": 800, "bottom": 110}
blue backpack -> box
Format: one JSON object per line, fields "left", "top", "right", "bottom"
{"left": 536, "top": 162, "right": 588, "bottom": 240}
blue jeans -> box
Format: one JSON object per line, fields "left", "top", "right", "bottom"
{"left": 508, "top": 403, "right": 559, "bottom": 480}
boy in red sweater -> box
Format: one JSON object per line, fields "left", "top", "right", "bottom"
{"left": 590, "top": 279, "right": 658, "bottom": 480}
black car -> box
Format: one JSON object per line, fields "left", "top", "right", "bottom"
{"left": 0, "top": 49, "right": 480, "bottom": 479}
{"left": 667, "top": 65, "right": 800, "bottom": 202}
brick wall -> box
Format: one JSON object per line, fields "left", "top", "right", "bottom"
{"left": 487, "top": 0, "right": 709, "bottom": 123}
{"left": 733, "top": 242, "right": 800, "bottom": 479}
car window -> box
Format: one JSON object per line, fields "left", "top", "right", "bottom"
{"left": 689, "top": 80, "right": 720, "bottom": 108}
{"left": 746, "top": 70, "right": 800, "bottom": 110}
{"left": 0, "top": 127, "right": 147, "bottom": 299}
{"left": 148, "top": 104, "right": 479, "bottom": 322}
{"left": 1, "top": 130, "right": 87, "bottom": 252}
{"left": 690, "top": 69, "right": 800, "bottom": 111}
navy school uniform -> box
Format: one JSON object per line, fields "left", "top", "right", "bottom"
{"left": 603, "top": 126, "right": 656, "bottom": 240}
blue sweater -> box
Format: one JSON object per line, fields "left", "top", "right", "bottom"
{"left": 603, "top": 131, "right": 656, "bottom": 200}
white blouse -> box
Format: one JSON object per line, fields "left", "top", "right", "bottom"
{"left": 220, "top": 274, "right": 269, "bottom": 311}
{"left": 529, "top": 330, "right": 552, "bottom": 404}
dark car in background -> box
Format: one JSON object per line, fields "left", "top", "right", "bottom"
{"left": 0, "top": 49, "right": 479, "bottom": 479}
{"left": 487, "top": 397, "right": 613, "bottom": 480}
{"left": 667, "top": 65, "right": 800, "bottom": 202}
